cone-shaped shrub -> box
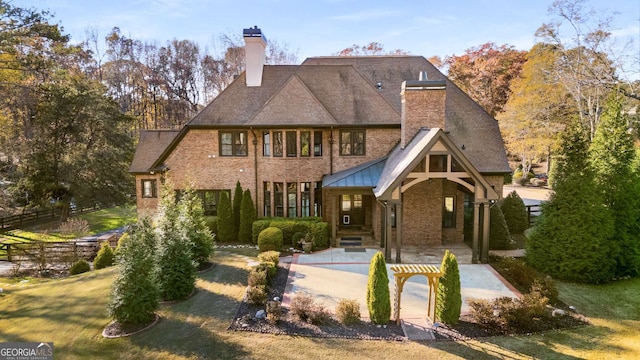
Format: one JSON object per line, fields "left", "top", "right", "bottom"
{"left": 108, "top": 219, "right": 159, "bottom": 325}
{"left": 366, "top": 251, "right": 390, "bottom": 325}
{"left": 436, "top": 250, "right": 461, "bottom": 324}
{"left": 489, "top": 205, "right": 513, "bottom": 250}
{"left": 233, "top": 181, "right": 243, "bottom": 239}
{"left": 239, "top": 189, "right": 256, "bottom": 243}
{"left": 94, "top": 241, "right": 115, "bottom": 269}
{"left": 500, "top": 191, "right": 529, "bottom": 234}
{"left": 179, "top": 187, "right": 215, "bottom": 266}
{"left": 217, "top": 191, "right": 236, "bottom": 243}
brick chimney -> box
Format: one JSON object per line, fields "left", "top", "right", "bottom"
{"left": 400, "top": 71, "right": 446, "bottom": 148}
{"left": 243, "top": 26, "right": 267, "bottom": 87}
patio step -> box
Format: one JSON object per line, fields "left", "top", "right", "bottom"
{"left": 339, "top": 237, "right": 362, "bottom": 247}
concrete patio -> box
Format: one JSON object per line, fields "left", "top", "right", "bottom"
{"left": 282, "top": 247, "right": 520, "bottom": 340}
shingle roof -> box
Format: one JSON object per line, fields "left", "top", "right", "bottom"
{"left": 129, "top": 130, "right": 179, "bottom": 173}
{"left": 323, "top": 157, "right": 387, "bottom": 188}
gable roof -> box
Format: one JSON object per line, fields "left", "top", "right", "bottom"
{"left": 129, "top": 130, "right": 179, "bottom": 173}
{"left": 373, "top": 128, "right": 500, "bottom": 200}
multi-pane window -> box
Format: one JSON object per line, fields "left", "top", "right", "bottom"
{"left": 141, "top": 179, "right": 157, "bottom": 198}
{"left": 301, "top": 182, "right": 311, "bottom": 217}
{"left": 274, "top": 182, "right": 284, "bottom": 217}
{"left": 220, "top": 131, "right": 247, "bottom": 156}
{"left": 263, "top": 132, "right": 270, "bottom": 156}
{"left": 263, "top": 182, "right": 271, "bottom": 217}
{"left": 314, "top": 131, "right": 322, "bottom": 156}
{"left": 199, "top": 190, "right": 230, "bottom": 216}
{"left": 300, "top": 131, "right": 310, "bottom": 157}
{"left": 341, "top": 194, "right": 351, "bottom": 211}
{"left": 287, "top": 182, "right": 297, "bottom": 217}
{"left": 286, "top": 131, "right": 297, "bottom": 157}
{"left": 314, "top": 182, "right": 322, "bottom": 216}
{"left": 339, "top": 130, "right": 365, "bottom": 156}
{"left": 273, "top": 131, "right": 283, "bottom": 157}
{"left": 443, "top": 195, "right": 456, "bottom": 228}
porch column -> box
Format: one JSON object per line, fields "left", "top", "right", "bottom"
{"left": 395, "top": 202, "right": 402, "bottom": 263}
{"left": 472, "top": 202, "right": 480, "bottom": 264}
{"left": 481, "top": 202, "right": 490, "bottom": 263}
{"left": 385, "top": 202, "right": 393, "bottom": 262}
{"left": 331, "top": 194, "right": 337, "bottom": 247}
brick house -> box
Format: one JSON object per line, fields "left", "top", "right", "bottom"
{"left": 130, "top": 27, "right": 510, "bottom": 264}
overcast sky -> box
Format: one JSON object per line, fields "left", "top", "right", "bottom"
{"left": 13, "top": 0, "right": 640, "bottom": 76}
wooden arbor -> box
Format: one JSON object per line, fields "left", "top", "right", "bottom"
{"left": 390, "top": 264, "right": 442, "bottom": 325}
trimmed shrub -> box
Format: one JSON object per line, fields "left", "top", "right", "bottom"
{"left": 69, "top": 259, "right": 91, "bottom": 275}
{"left": 252, "top": 220, "right": 271, "bottom": 244}
{"left": 217, "top": 191, "right": 236, "bottom": 243}
{"left": 500, "top": 191, "right": 529, "bottom": 235}
{"left": 94, "top": 241, "right": 115, "bottom": 269}
{"left": 238, "top": 189, "right": 257, "bottom": 244}
{"left": 258, "top": 227, "right": 283, "bottom": 252}
{"left": 269, "top": 220, "right": 299, "bottom": 246}
{"left": 436, "top": 250, "right": 462, "bottom": 325}
{"left": 115, "top": 232, "right": 129, "bottom": 254}
{"left": 292, "top": 232, "right": 306, "bottom": 247}
{"left": 489, "top": 205, "right": 513, "bottom": 250}
{"left": 248, "top": 268, "right": 268, "bottom": 287}
{"left": 257, "top": 251, "right": 280, "bottom": 267}
{"left": 290, "top": 292, "right": 331, "bottom": 325}
{"left": 108, "top": 219, "right": 159, "bottom": 325}
{"left": 366, "top": 251, "right": 390, "bottom": 325}
{"left": 233, "top": 181, "right": 243, "bottom": 239}
{"left": 255, "top": 261, "right": 277, "bottom": 282}
{"left": 311, "top": 222, "right": 330, "bottom": 249}
{"left": 336, "top": 299, "right": 361, "bottom": 325}
{"left": 247, "top": 285, "right": 267, "bottom": 305}
{"left": 204, "top": 216, "right": 218, "bottom": 236}
{"left": 266, "top": 300, "right": 284, "bottom": 325}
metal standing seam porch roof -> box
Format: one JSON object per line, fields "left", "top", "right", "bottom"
{"left": 322, "top": 157, "right": 387, "bottom": 188}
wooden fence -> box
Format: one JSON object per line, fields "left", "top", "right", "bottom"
{"left": 0, "top": 204, "right": 104, "bottom": 231}
{"left": 526, "top": 204, "right": 542, "bottom": 225}
{"left": 0, "top": 236, "right": 115, "bottom": 265}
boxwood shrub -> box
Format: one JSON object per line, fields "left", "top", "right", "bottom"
{"left": 258, "top": 227, "right": 283, "bottom": 252}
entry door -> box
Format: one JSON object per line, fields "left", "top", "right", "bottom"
{"left": 340, "top": 194, "right": 364, "bottom": 226}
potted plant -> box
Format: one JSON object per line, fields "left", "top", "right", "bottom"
{"left": 298, "top": 233, "right": 313, "bottom": 254}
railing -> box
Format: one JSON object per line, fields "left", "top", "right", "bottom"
{"left": 0, "top": 239, "right": 101, "bottom": 264}
{"left": 525, "top": 204, "right": 542, "bottom": 225}
{"left": 0, "top": 204, "right": 105, "bottom": 231}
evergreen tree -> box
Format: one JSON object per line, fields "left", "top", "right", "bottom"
{"left": 156, "top": 184, "right": 196, "bottom": 301}
{"left": 179, "top": 186, "right": 215, "bottom": 267}
{"left": 366, "top": 251, "right": 390, "bottom": 325}
{"left": 489, "top": 205, "right": 513, "bottom": 250}
{"left": 527, "top": 122, "right": 615, "bottom": 283}
{"left": 500, "top": 191, "right": 529, "bottom": 235}
{"left": 107, "top": 218, "right": 159, "bottom": 325}
{"left": 233, "top": 181, "right": 243, "bottom": 239}
{"left": 94, "top": 241, "right": 115, "bottom": 269}
{"left": 436, "top": 250, "right": 462, "bottom": 324}
{"left": 217, "top": 191, "right": 235, "bottom": 243}
{"left": 239, "top": 189, "right": 256, "bottom": 244}
{"left": 589, "top": 96, "right": 640, "bottom": 277}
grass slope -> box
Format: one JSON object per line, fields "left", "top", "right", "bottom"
{"left": 0, "top": 250, "right": 638, "bottom": 359}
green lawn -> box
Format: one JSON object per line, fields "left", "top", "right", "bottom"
{"left": 0, "top": 250, "right": 638, "bottom": 359}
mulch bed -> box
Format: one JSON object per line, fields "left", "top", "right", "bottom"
{"left": 228, "top": 260, "right": 589, "bottom": 341}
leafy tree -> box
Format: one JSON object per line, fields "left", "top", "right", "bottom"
{"left": 108, "top": 218, "right": 159, "bottom": 325}
{"left": 239, "top": 189, "right": 256, "bottom": 244}
{"left": 366, "top": 251, "right": 390, "bottom": 325}
{"left": 527, "top": 122, "right": 615, "bottom": 283}
{"left": 233, "top": 181, "right": 243, "bottom": 240}
{"left": 179, "top": 186, "right": 215, "bottom": 267}
{"left": 156, "top": 184, "right": 196, "bottom": 301}
{"left": 335, "top": 42, "right": 408, "bottom": 56}
{"left": 489, "top": 205, "right": 513, "bottom": 250}
{"left": 436, "top": 250, "right": 461, "bottom": 324}
{"left": 589, "top": 96, "right": 640, "bottom": 277}
{"left": 497, "top": 43, "right": 574, "bottom": 173}
{"left": 446, "top": 42, "right": 527, "bottom": 117}
{"left": 500, "top": 191, "right": 529, "bottom": 235}
{"left": 217, "top": 191, "right": 235, "bottom": 243}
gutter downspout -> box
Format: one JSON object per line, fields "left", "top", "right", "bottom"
{"left": 329, "top": 127, "right": 334, "bottom": 175}
{"left": 250, "top": 128, "right": 259, "bottom": 217}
